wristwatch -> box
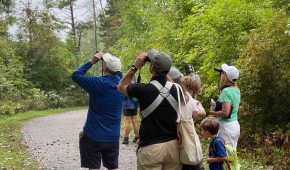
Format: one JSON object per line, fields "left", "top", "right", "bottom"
{"left": 130, "top": 65, "right": 138, "bottom": 72}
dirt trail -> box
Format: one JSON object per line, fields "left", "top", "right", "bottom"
{"left": 22, "top": 109, "right": 137, "bottom": 170}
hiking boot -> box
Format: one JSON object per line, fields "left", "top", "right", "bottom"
{"left": 132, "top": 136, "right": 139, "bottom": 143}
{"left": 122, "top": 137, "right": 129, "bottom": 144}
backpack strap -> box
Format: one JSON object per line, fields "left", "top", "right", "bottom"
{"left": 140, "top": 80, "right": 178, "bottom": 120}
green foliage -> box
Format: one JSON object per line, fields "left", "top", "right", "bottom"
{"left": 16, "top": 11, "right": 72, "bottom": 91}
{"left": 99, "top": 0, "right": 122, "bottom": 49}
{"left": 237, "top": 12, "right": 290, "bottom": 128}
{"left": 46, "top": 91, "right": 68, "bottom": 108}
{"left": 0, "top": 38, "right": 30, "bottom": 115}
{"left": 107, "top": 0, "right": 278, "bottom": 90}
{"left": 0, "top": 39, "right": 25, "bottom": 95}
{"left": 0, "top": 6, "right": 87, "bottom": 115}
{"left": 238, "top": 122, "right": 289, "bottom": 166}
{"left": 0, "top": 0, "right": 12, "bottom": 13}
{"left": 235, "top": 14, "right": 290, "bottom": 164}
{"left": 106, "top": 0, "right": 289, "bottom": 125}
{"left": 177, "top": 0, "right": 276, "bottom": 98}
{"left": 0, "top": 0, "right": 15, "bottom": 37}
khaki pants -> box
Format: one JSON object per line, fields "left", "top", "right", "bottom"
{"left": 137, "top": 139, "right": 181, "bottom": 170}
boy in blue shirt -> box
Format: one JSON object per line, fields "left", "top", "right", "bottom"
{"left": 201, "top": 117, "right": 227, "bottom": 170}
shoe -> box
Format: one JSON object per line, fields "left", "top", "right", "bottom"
{"left": 122, "top": 137, "right": 129, "bottom": 144}
{"left": 132, "top": 136, "right": 139, "bottom": 143}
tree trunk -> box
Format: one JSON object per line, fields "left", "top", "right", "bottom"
{"left": 92, "top": 0, "right": 98, "bottom": 51}
{"left": 69, "top": 2, "right": 78, "bottom": 51}
{"left": 77, "top": 31, "right": 81, "bottom": 52}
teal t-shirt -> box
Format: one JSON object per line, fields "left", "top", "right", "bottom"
{"left": 218, "top": 87, "right": 240, "bottom": 122}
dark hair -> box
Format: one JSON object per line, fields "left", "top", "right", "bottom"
{"left": 200, "top": 117, "right": 219, "bottom": 135}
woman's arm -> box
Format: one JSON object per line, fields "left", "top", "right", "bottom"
{"left": 209, "top": 102, "right": 231, "bottom": 117}
{"left": 192, "top": 109, "right": 206, "bottom": 121}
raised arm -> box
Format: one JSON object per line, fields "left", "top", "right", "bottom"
{"left": 117, "top": 52, "right": 147, "bottom": 96}
{"left": 71, "top": 52, "right": 103, "bottom": 93}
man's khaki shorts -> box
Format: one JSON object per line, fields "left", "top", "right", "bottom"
{"left": 137, "top": 139, "right": 181, "bottom": 170}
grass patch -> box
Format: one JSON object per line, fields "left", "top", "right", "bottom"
{"left": 0, "top": 107, "right": 85, "bottom": 169}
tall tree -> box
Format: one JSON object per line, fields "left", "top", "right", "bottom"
{"left": 99, "top": 0, "right": 121, "bottom": 49}
{"left": 92, "top": 0, "right": 98, "bottom": 51}
{"left": 17, "top": 2, "right": 71, "bottom": 91}
{"left": 57, "top": 0, "right": 78, "bottom": 51}
{"left": 0, "top": 0, "right": 13, "bottom": 13}
{"left": 75, "top": 21, "right": 92, "bottom": 52}
{"left": 44, "top": 0, "right": 78, "bottom": 51}
{"left": 0, "top": 0, "right": 14, "bottom": 37}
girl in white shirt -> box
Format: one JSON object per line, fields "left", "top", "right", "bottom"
{"left": 180, "top": 76, "right": 206, "bottom": 121}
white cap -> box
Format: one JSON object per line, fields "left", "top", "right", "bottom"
{"left": 220, "top": 64, "right": 239, "bottom": 83}
{"left": 168, "top": 67, "right": 183, "bottom": 80}
{"left": 102, "top": 53, "right": 122, "bottom": 72}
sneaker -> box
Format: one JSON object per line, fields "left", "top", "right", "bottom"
{"left": 132, "top": 136, "right": 139, "bottom": 143}
{"left": 122, "top": 137, "right": 129, "bottom": 144}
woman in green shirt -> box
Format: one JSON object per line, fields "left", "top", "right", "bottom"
{"left": 209, "top": 64, "right": 240, "bottom": 149}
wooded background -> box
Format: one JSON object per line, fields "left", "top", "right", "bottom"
{"left": 0, "top": 0, "right": 289, "bottom": 166}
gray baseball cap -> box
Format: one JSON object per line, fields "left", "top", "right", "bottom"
{"left": 147, "top": 49, "right": 172, "bottom": 72}
{"left": 168, "top": 67, "right": 183, "bottom": 80}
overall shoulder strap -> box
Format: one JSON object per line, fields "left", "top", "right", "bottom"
{"left": 140, "top": 81, "right": 178, "bottom": 120}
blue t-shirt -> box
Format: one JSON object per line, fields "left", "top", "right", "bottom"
{"left": 71, "top": 61, "right": 124, "bottom": 142}
{"left": 209, "top": 136, "right": 227, "bottom": 170}
{"left": 123, "top": 96, "right": 138, "bottom": 110}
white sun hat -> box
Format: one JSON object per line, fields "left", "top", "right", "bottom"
{"left": 102, "top": 53, "right": 122, "bottom": 72}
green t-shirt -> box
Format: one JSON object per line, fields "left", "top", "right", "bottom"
{"left": 218, "top": 87, "right": 241, "bottom": 122}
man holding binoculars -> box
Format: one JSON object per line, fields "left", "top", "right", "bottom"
{"left": 118, "top": 49, "right": 181, "bottom": 170}
{"left": 71, "top": 52, "right": 123, "bottom": 170}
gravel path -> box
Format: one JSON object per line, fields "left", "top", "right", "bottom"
{"left": 22, "top": 109, "right": 137, "bottom": 170}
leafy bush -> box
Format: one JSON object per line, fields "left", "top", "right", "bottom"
{"left": 237, "top": 12, "right": 290, "bottom": 129}
{"left": 237, "top": 12, "right": 290, "bottom": 166}
{"left": 61, "top": 84, "right": 88, "bottom": 107}
{"left": 0, "top": 101, "right": 24, "bottom": 115}
{"left": 22, "top": 88, "right": 47, "bottom": 110}
{"left": 45, "top": 91, "right": 68, "bottom": 108}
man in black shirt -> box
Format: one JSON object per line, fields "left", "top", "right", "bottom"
{"left": 118, "top": 49, "right": 181, "bottom": 170}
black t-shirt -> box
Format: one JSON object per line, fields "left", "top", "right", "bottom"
{"left": 127, "top": 76, "right": 178, "bottom": 147}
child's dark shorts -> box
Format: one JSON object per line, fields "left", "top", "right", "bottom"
{"left": 123, "top": 109, "right": 137, "bottom": 116}
{"left": 79, "top": 132, "right": 119, "bottom": 169}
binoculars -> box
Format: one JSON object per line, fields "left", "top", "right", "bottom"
{"left": 145, "top": 56, "right": 151, "bottom": 63}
